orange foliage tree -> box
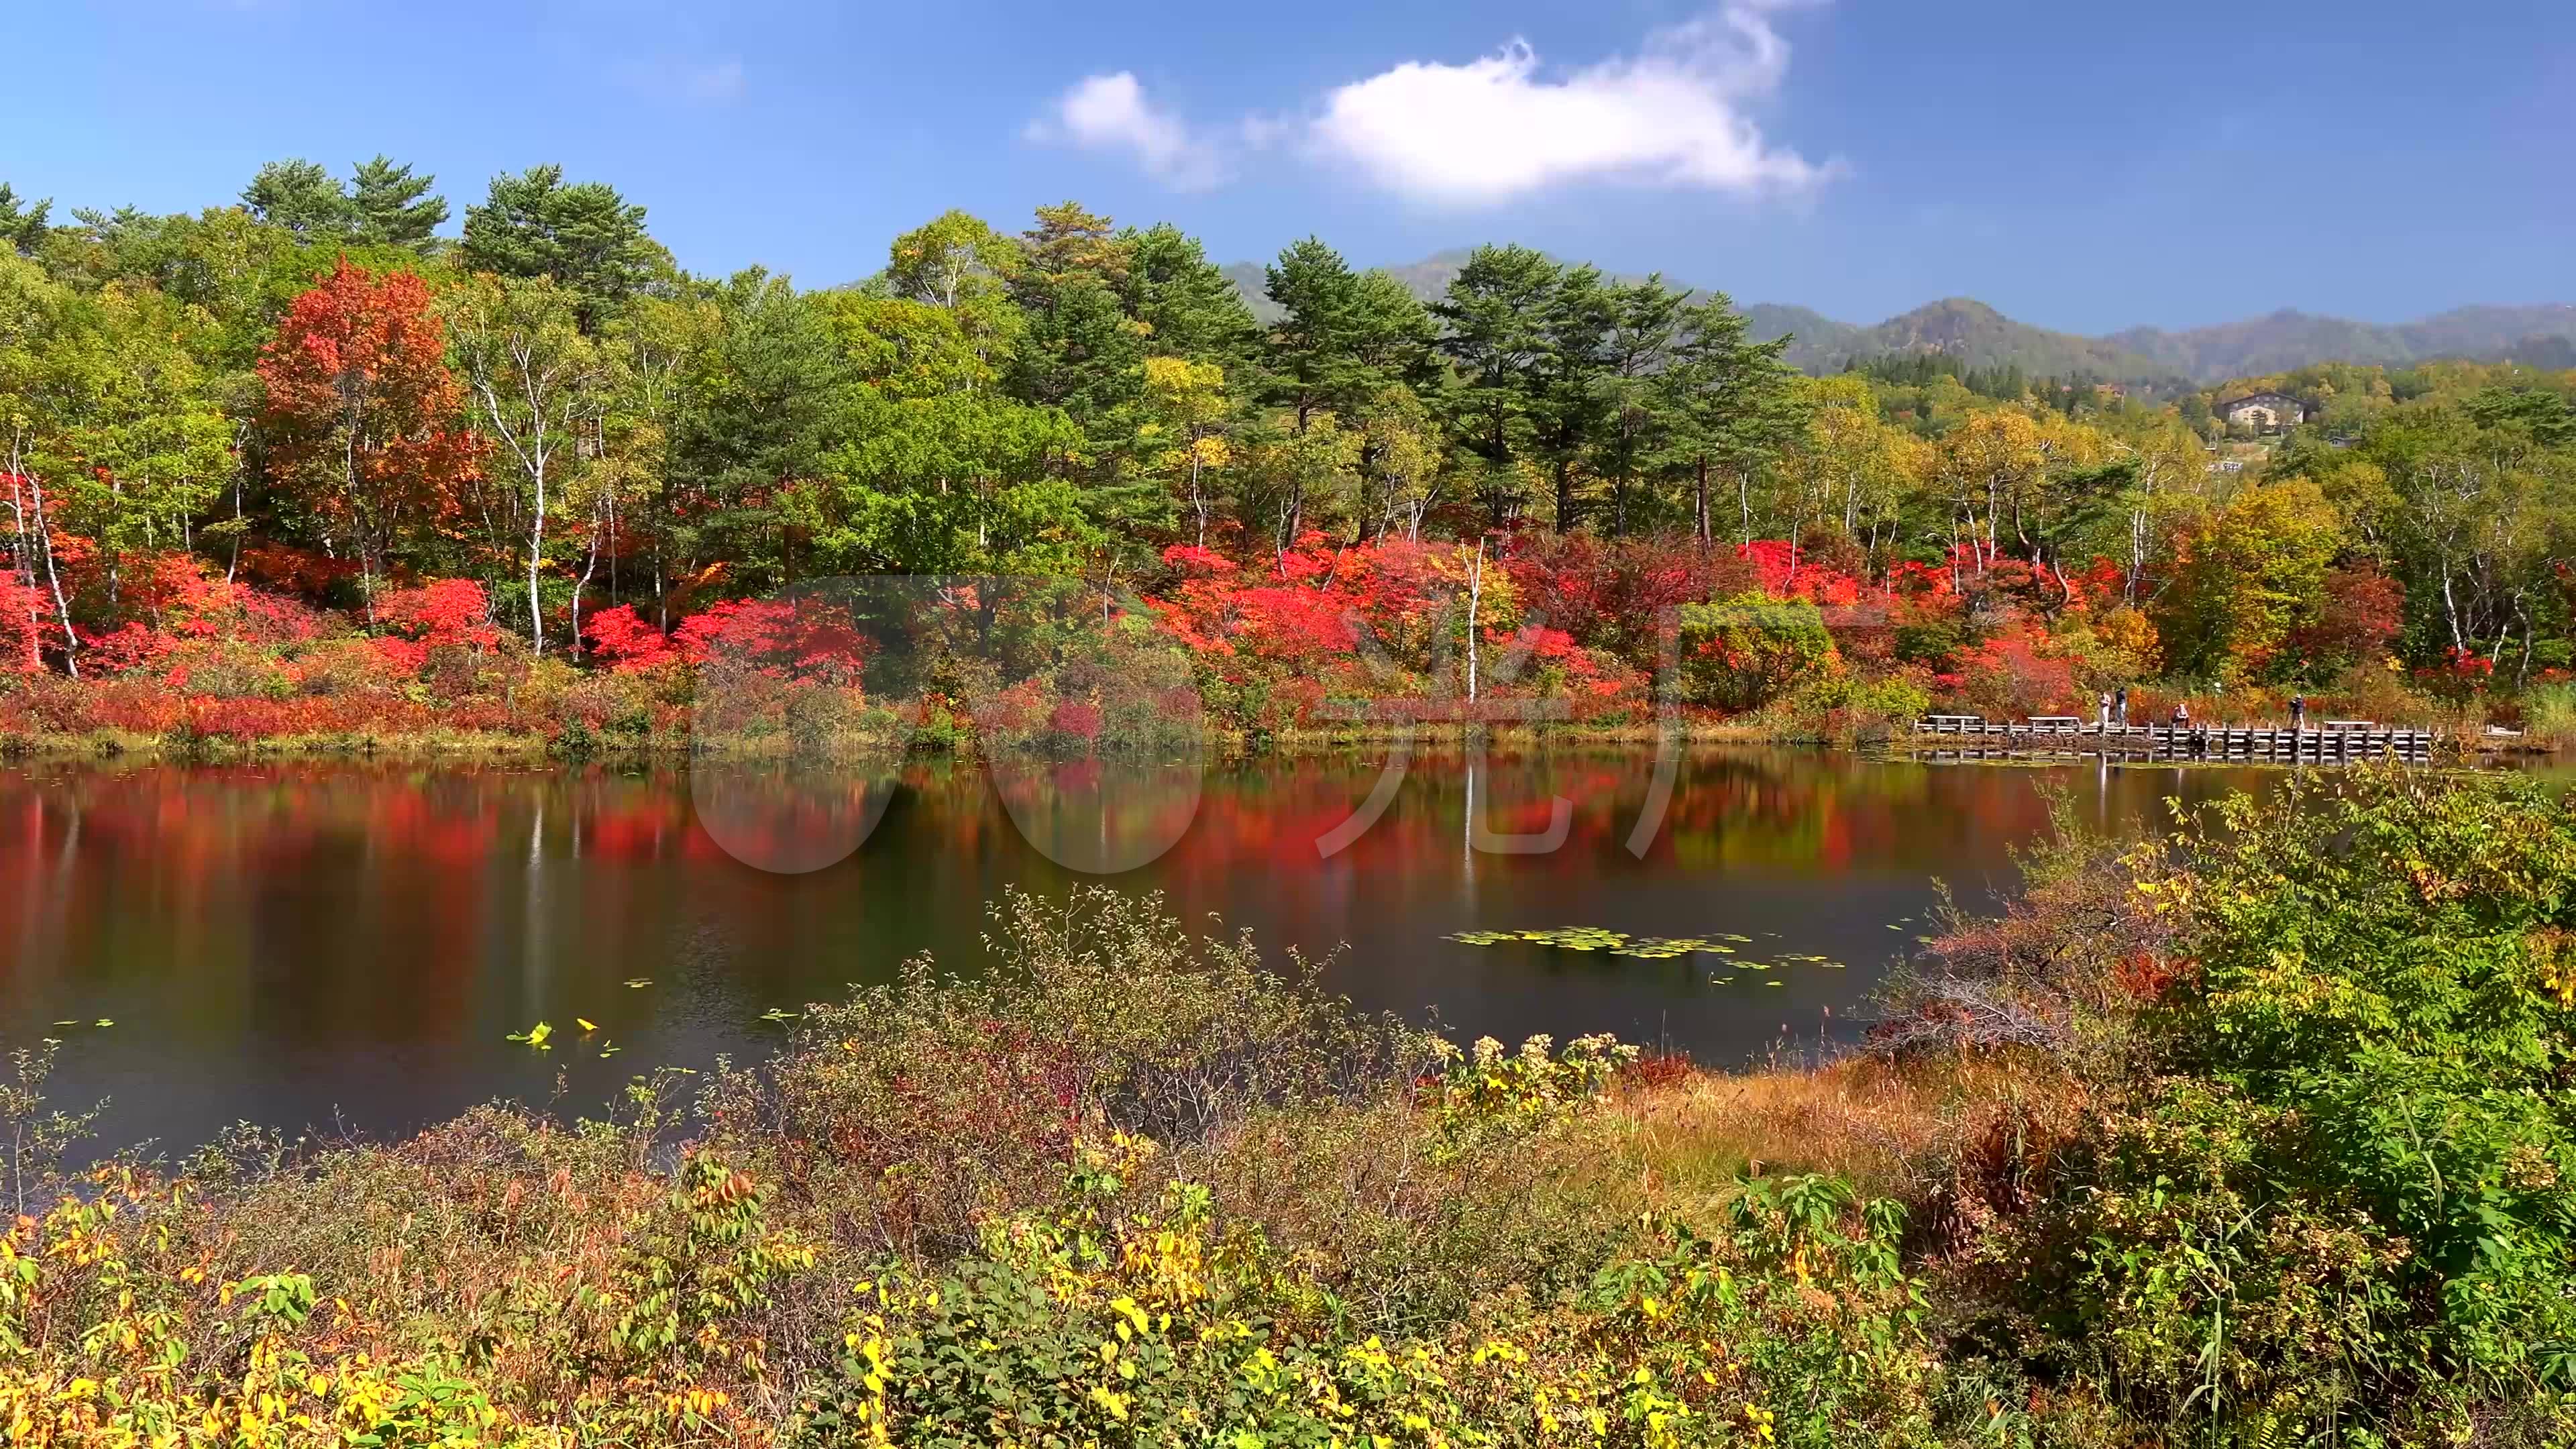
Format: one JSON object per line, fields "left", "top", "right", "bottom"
{"left": 256, "top": 258, "right": 482, "bottom": 622}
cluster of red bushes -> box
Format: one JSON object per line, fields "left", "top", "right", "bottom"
{"left": 1, "top": 525, "right": 2381, "bottom": 751}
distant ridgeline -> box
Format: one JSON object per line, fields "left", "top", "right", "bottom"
{"left": 1224, "top": 251, "right": 2576, "bottom": 393}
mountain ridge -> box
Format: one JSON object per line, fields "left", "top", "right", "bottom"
{"left": 1218, "top": 252, "right": 2576, "bottom": 386}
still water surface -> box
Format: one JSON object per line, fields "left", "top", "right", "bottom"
{"left": 2, "top": 749, "right": 2284, "bottom": 1152}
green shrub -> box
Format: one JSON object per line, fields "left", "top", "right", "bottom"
{"left": 2524, "top": 680, "right": 2576, "bottom": 751}
{"left": 1677, "top": 593, "right": 1840, "bottom": 712}
{"left": 1998, "top": 769, "right": 2576, "bottom": 1436}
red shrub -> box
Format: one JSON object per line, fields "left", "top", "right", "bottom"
{"left": 675, "top": 597, "right": 869, "bottom": 684}
{"left": 1937, "top": 628, "right": 2082, "bottom": 718}
{"left": 581, "top": 604, "right": 678, "bottom": 672}
{"left": 2288, "top": 566, "right": 2404, "bottom": 675}
{"left": 372, "top": 578, "right": 501, "bottom": 676}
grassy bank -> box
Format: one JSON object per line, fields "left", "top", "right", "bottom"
{"left": 3, "top": 768, "right": 2573, "bottom": 1445}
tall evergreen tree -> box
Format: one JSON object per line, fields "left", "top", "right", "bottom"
{"left": 1663, "top": 293, "right": 1805, "bottom": 547}
{"left": 1434, "top": 245, "right": 1561, "bottom": 525}
{"left": 0, "top": 184, "right": 50, "bottom": 257}
{"left": 348, "top": 156, "right": 448, "bottom": 252}
{"left": 240, "top": 159, "right": 351, "bottom": 239}
{"left": 1265, "top": 239, "right": 1434, "bottom": 433}
{"left": 1593, "top": 277, "right": 1690, "bottom": 535}
{"left": 460, "top": 165, "right": 666, "bottom": 332}
{"left": 1122, "top": 222, "right": 1258, "bottom": 370}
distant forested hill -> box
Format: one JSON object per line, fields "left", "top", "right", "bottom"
{"left": 2107, "top": 305, "right": 2576, "bottom": 379}
{"left": 1222, "top": 250, "right": 2576, "bottom": 384}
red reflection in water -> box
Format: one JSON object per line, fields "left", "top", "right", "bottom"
{"left": 0, "top": 751, "right": 2268, "bottom": 1157}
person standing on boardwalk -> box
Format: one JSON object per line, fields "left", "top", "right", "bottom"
{"left": 2114, "top": 686, "right": 2129, "bottom": 725}
{"left": 2098, "top": 691, "right": 2112, "bottom": 727}
{"left": 2290, "top": 693, "right": 2306, "bottom": 729}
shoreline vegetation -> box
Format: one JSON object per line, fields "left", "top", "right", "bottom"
{"left": 0, "top": 712, "right": 2557, "bottom": 767}
{"left": 4, "top": 166, "right": 2575, "bottom": 777}
{"left": 5, "top": 767, "right": 2574, "bottom": 1444}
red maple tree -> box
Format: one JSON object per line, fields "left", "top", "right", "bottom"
{"left": 256, "top": 259, "right": 482, "bottom": 621}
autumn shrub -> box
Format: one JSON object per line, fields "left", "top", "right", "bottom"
{"left": 808, "top": 1138, "right": 1965, "bottom": 1449}
{"left": 152, "top": 637, "right": 296, "bottom": 700}
{"left": 716, "top": 886, "right": 1425, "bottom": 1258}
{"left": 2285, "top": 563, "right": 2406, "bottom": 678}
{"left": 1503, "top": 532, "right": 1753, "bottom": 659}
{"left": 1758, "top": 667, "right": 1934, "bottom": 743}
{"left": 1878, "top": 803, "right": 2174, "bottom": 1067}
{"left": 0, "top": 1113, "right": 816, "bottom": 1445}
{"left": 2045, "top": 603, "right": 2161, "bottom": 689}
{"left": 1935, "top": 627, "right": 2083, "bottom": 719}
{"left": 1677, "top": 592, "right": 1840, "bottom": 713}
{"left": 1936, "top": 769, "right": 2576, "bottom": 1440}
{"left": 282, "top": 634, "right": 390, "bottom": 697}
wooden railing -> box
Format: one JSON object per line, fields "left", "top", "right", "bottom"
{"left": 1908, "top": 717, "right": 2436, "bottom": 761}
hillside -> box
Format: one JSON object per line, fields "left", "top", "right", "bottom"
{"left": 1221, "top": 249, "right": 2576, "bottom": 384}
{"left": 1821, "top": 297, "right": 2171, "bottom": 382}
{"left": 2111, "top": 304, "right": 2576, "bottom": 380}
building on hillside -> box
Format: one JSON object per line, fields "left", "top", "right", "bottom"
{"left": 2215, "top": 390, "right": 2307, "bottom": 432}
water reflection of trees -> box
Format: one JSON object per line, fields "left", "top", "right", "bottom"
{"left": 0, "top": 753, "right": 2272, "bottom": 1150}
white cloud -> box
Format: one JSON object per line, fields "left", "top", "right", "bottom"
{"left": 1309, "top": 2, "right": 1833, "bottom": 205}
{"left": 1028, "top": 4, "right": 1836, "bottom": 206}
{"left": 1026, "top": 72, "right": 1229, "bottom": 191}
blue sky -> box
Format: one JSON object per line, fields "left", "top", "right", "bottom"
{"left": 10, "top": 0, "right": 2571, "bottom": 333}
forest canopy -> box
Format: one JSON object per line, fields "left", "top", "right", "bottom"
{"left": 2, "top": 157, "right": 2571, "bottom": 746}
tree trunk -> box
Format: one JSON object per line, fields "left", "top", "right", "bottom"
{"left": 1693, "top": 454, "right": 1711, "bottom": 551}
{"left": 1464, "top": 539, "right": 1484, "bottom": 704}
{"left": 528, "top": 460, "right": 547, "bottom": 654}
{"left": 571, "top": 498, "right": 602, "bottom": 660}
{"left": 26, "top": 472, "right": 78, "bottom": 678}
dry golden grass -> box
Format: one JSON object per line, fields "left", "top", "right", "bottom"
{"left": 1604, "top": 1051, "right": 2091, "bottom": 1248}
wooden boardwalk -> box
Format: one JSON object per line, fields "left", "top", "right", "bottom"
{"left": 1909, "top": 716, "right": 2436, "bottom": 763}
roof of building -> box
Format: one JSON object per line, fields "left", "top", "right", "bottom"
{"left": 2215, "top": 390, "right": 2307, "bottom": 411}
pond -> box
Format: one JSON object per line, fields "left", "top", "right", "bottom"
{"left": 3, "top": 748, "right": 2290, "bottom": 1154}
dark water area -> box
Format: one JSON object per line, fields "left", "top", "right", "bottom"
{"left": 1, "top": 749, "right": 2295, "bottom": 1155}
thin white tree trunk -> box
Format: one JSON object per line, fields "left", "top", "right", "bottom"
{"left": 1464, "top": 539, "right": 1484, "bottom": 704}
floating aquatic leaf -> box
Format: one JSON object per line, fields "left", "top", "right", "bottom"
{"left": 576, "top": 1018, "right": 598, "bottom": 1033}
{"left": 50, "top": 1020, "right": 76, "bottom": 1028}
{"left": 598, "top": 1042, "right": 621, "bottom": 1058}
{"left": 93, "top": 1018, "right": 113, "bottom": 1028}
{"left": 1450, "top": 926, "right": 1813, "bottom": 967}
{"left": 1763, "top": 980, "right": 1785, "bottom": 987}
{"left": 759, "top": 1008, "right": 799, "bottom": 1024}
{"left": 623, "top": 978, "right": 652, "bottom": 989}
{"left": 506, "top": 1021, "right": 554, "bottom": 1050}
